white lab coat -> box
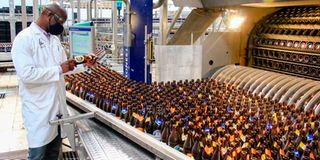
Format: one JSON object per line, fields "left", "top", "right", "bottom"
{"left": 11, "top": 22, "right": 68, "bottom": 148}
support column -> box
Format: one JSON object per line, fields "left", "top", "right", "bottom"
{"left": 77, "top": 0, "right": 81, "bottom": 22}
{"left": 112, "top": 2, "right": 118, "bottom": 59}
{"left": 33, "top": 0, "right": 39, "bottom": 21}
{"left": 166, "top": 7, "right": 183, "bottom": 44}
{"left": 94, "top": 0, "right": 98, "bottom": 19}
{"left": 71, "top": 0, "right": 75, "bottom": 24}
{"left": 87, "top": 1, "right": 92, "bottom": 21}
{"left": 21, "top": 0, "right": 27, "bottom": 29}
{"left": 123, "top": 0, "right": 152, "bottom": 83}
{"left": 159, "top": 0, "right": 167, "bottom": 45}
{"left": 9, "top": 0, "right": 16, "bottom": 42}
{"left": 99, "top": 6, "right": 102, "bottom": 18}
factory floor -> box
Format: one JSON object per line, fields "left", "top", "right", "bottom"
{"left": 0, "top": 71, "right": 25, "bottom": 154}
{"left": 0, "top": 71, "right": 71, "bottom": 159}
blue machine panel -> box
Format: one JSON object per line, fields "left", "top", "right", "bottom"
{"left": 123, "top": 0, "right": 152, "bottom": 84}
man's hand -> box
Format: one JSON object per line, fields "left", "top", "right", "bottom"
{"left": 60, "top": 59, "right": 76, "bottom": 73}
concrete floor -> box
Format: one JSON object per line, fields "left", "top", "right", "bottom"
{"left": 0, "top": 71, "right": 73, "bottom": 159}
{"left": 0, "top": 71, "right": 27, "bottom": 153}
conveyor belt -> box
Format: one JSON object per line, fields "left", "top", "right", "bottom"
{"left": 0, "top": 62, "right": 14, "bottom": 68}
{"left": 67, "top": 106, "right": 154, "bottom": 160}
{"left": 66, "top": 92, "right": 191, "bottom": 160}
{"left": 0, "top": 52, "right": 12, "bottom": 62}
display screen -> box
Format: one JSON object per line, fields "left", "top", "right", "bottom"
{"left": 69, "top": 27, "right": 93, "bottom": 56}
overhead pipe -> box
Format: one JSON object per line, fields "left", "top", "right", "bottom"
{"left": 264, "top": 77, "right": 294, "bottom": 99}
{"left": 259, "top": 75, "right": 287, "bottom": 97}
{"left": 153, "top": 0, "right": 165, "bottom": 9}
{"left": 272, "top": 78, "right": 304, "bottom": 101}
{"left": 295, "top": 86, "right": 320, "bottom": 110}
{"left": 234, "top": 69, "right": 261, "bottom": 88}
{"left": 240, "top": 71, "right": 267, "bottom": 90}
{"left": 279, "top": 80, "right": 312, "bottom": 103}
{"left": 304, "top": 92, "right": 320, "bottom": 113}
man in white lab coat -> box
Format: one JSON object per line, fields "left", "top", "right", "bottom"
{"left": 11, "top": 3, "right": 75, "bottom": 160}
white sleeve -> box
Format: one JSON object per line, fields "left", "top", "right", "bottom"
{"left": 11, "top": 34, "right": 61, "bottom": 84}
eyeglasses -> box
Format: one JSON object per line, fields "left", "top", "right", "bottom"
{"left": 44, "top": 7, "right": 66, "bottom": 24}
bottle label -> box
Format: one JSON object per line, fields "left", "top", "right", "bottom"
{"left": 112, "top": 105, "right": 118, "bottom": 110}
{"left": 221, "top": 147, "right": 227, "bottom": 155}
{"left": 242, "top": 142, "right": 249, "bottom": 148}
{"left": 181, "top": 133, "right": 187, "bottom": 141}
{"left": 121, "top": 108, "right": 127, "bottom": 114}
{"left": 152, "top": 130, "right": 161, "bottom": 141}
{"left": 293, "top": 149, "right": 299, "bottom": 157}
{"left": 307, "top": 134, "right": 314, "bottom": 141}
{"left": 299, "top": 142, "right": 306, "bottom": 150}
{"left": 155, "top": 118, "right": 162, "bottom": 126}
{"left": 199, "top": 142, "right": 204, "bottom": 148}
{"left": 75, "top": 56, "right": 85, "bottom": 63}
{"left": 174, "top": 145, "right": 181, "bottom": 151}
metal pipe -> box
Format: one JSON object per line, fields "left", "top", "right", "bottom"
{"left": 165, "top": 7, "right": 183, "bottom": 43}
{"left": 233, "top": 68, "right": 259, "bottom": 87}
{"left": 211, "top": 65, "right": 233, "bottom": 79}
{"left": 33, "top": 0, "right": 39, "bottom": 21}
{"left": 240, "top": 70, "right": 267, "bottom": 90}
{"left": 77, "top": 0, "right": 81, "bottom": 22}
{"left": 94, "top": 0, "right": 98, "bottom": 19}
{"left": 295, "top": 86, "right": 320, "bottom": 110}
{"left": 144, "top": 25, "right": 148, "bottom": 83}
{"left": 315, "top": 103, "right": 320, "bottom": 115}
{"left": 71, "top": 0, "right": 75, "bottom": 24}
{"left": 112, "top": 1, "right": 118, "bottom": 57}
{"left": 153, "top": 0, "right": 165, "bottom": 9}
{"left": 242, "top": 71, "right": 264, "bottom": 90}
{"left": 49, "top": 112, "right": 95, "bottom": 125}
{"left": 247, "top": 72, "right": 275, "bottom": 92}
{"left": 228, "top": 67, "right": 251, "bottom": 84}
{"left": 159, "top": 0, "right": 167, "bottom": 45}
{"left": 252, "top": 74, "right": 282, "bottom": 96}
{"left": 259, "top": 75, "right": 287, "bottom": 97}
{"left": 222, "top": 66, "right": 244, "bottom": 84}
{"left": 279, "top": 80, "right": 312, "bottom": 103}
{"left": 9, "top": 0, "right": 15, "bottom": 42}
{"left": 123, "top": 0, "right": 132, "bottom": 47}
{"left": 272, "top": 78, "right": 307, "bottom": 101}
{"left": 264, "top": 77, "right": 294, "bottom": 99}
{"left": 304, "top": 92, "right": 320, "bottom": 112}
{"left": 21, "top": 0, "right": 27, "bottom": 29}
{"left": 288, "top": 81, "right": 319, "bottom": 105}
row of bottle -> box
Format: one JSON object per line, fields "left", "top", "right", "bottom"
{"left": 257, "top": 28, "right": 320, "bottom": 37}
{"left": 269, "top": 7, "right": 320, "bottom": 18}
{"left": 65, "top": 64, "right": 319, "bottom": 160}
{"left": 255, "top": 38, "right": 320, "bottom": 51}
{"left": 252, "top": 48, "right": 319, "bottom": 65}
{"left": 253, "top": 58, "right": 320, "bottom": 78}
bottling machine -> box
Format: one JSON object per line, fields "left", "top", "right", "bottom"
{"left": 64, "top": 1, "right": 319, "bottom": 160}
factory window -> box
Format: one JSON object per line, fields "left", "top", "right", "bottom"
{"left": 15, "top": 22, "right": 31, "bottom": 35}
{"left": 0, "top": 21, "right": 11, "bottom": 42}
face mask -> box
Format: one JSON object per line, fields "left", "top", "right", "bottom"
{"left": 48, "top": 17, "right": 64, "bottom": 35}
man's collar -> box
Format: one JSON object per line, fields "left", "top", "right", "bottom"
{"left": 31, "top": 22, "right": 49, "bottom": 35}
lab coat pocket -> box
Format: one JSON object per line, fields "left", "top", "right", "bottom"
{"left": 24, "top": 83, "right": 53, "bottom": 109}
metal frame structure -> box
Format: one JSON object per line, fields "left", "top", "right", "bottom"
{"left": 211, "top": 65, "right": 320, "bottom": 114}
{"left": 66, "top": 92, "right": 191, "bottom": 160}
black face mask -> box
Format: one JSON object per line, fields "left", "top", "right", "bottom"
{"left": 48, "top": 17, "right": 64, "bottom": 35}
